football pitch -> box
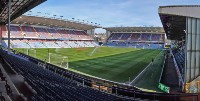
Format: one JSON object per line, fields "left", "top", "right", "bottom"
{"left": 14, "top": 47, "right": 163, "bottom": 83}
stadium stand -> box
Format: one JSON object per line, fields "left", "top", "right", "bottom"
{"left": 1, "top": 26, "right": 8, "bottom": 38}
{"left": 46, "top": 28, "right": 61, "bottom": 39}
{"left": 2, "top": 2, "right": 200, "bottom": 100}
{"left": 10, "top": 26, "right": 24, "bottom": 38}
{"left": 105, "top": 33, "right": 164, "bottom": 49}
{"left": 21, "top": 26, "right": 38, "bottom": 38}
{"left": 105, "top": 42, "right": 164, "bottom": 49}
{"left": 42, "top": 41, "right": 60, "bottom": 48}
{"left": 2, "top": 25, "right": 97, "bottom": 48}
{"left": 0, "top": 49, "right": 133, "bottom": 101}
{"left": 108, "top": 33, "right": 121, "bottom": 40}
{"left": 73, "top": 31, "right": 87, "bottom": 40}
{"left": 151, "top": 34, "right": 162, "bottom": 41}
{"left": 0, "top": 48, "right": 198, "bottom": 101}
{"left": 1, "top": 40, "right": 8, "bottom": 48}
{"left": 107, "top": 33, "right": 164, "bottom": 42}
{"left": 34, "top": 27, "right": 51, "bottom": 39}
{"left": 11, "top": 40, "right": 30, "bottom": 48}
{"left": 3, "top": 39, "right": 98, "bottom": 48}
{"left": 130, "top": 33, "right": 141, "bottom": 41}
{"left": 141, "top": 33, "right": 151, "bottom": 41}
{"left": 56, "top": 29, "right": 71, "bottom": 40}
{"left": 121, "top": 33, "right": 132, "bottom": 40}
{"left": 85, "top": 41, "right": 99, "bottom": 47}
{"left": 29, "top": 41, "right": 45, "bottom": 48}
{"left": 172, "top": 45, "right": 185, "bottom": 78}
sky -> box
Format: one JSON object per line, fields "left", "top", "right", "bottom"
{"left": 27, "top": 0, "right": 200, "bottom": 33}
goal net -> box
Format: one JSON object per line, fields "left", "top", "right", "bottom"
{"left": 17, "top": 48, "right": 36, "bottom": 58}
{"left": 28, "top": 49, "right": 36, "bottom": 58}
{"left": 48, "top": 53, "right": 68, "bottom": 69}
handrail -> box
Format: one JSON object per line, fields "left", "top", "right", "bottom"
{"left": 171, "top": 49, "right": 184, "bottom": 85}
{"left": 158, "top": 52, "right": 166, "bottom": 83}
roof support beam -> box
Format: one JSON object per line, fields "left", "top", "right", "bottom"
{"left": 7, "top": 0, "right": 11, "bottom": 52}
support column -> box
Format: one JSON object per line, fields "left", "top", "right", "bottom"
{"left": 7, "top": 0, "right": 11, "bottom": 52}
{"left": 195, "top": 19, "right": 200, "bottom": 78}
{"left": 191, "top": 18, "right": 196, "bottom": 79}
{"left": 105, "top": 30, "right": 111, "bottom": 42}
{"left": 186, "top": 17, "right": 200, "bottom": 83}
{"left": 186, "top": 17, "right": 192, "bottom": 82}
{"left": 106, "top": 30, "right": 111, "bottom": 38}
{"left": 87, "top": 29, "right": 95, "bottom": 39}
{"left": 0, "top": 25, "right": 2, "bottom": 46}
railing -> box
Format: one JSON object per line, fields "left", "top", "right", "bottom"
{"left": 112, "top": 86, "right": 199, "bottom": 101}
{"left": 158, "top": 52, "right": 166, "bottom": 83}
{"left": 171, "top": 50, "right": 184, "bottom": 86}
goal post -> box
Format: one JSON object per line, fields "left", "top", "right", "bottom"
{"left": 18, "top": 48, "right": 36, "bottom": 57}
{"left": 28, "top": 48, "right": 36, "bottom": 58}
{"left": 60, "top": 56, "right": 68, "bottom": 69}
{"left": 48, "top": 53, "right": 69, "bottom": 69}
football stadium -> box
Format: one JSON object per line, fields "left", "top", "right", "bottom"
{"left": 0, "top": 0, "right": 200, "bottom": 101}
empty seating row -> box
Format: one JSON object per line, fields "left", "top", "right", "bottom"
{"left": 105, "top": 42, "right": 164, "bottom": 49}
{"left": 108, "top": 33, "right": 164, "bottom": 42}
{"left": 172, "top": 48, "right": 185, "bottom": 77}
{"left": 3, "top": 40, "right": 99, "bottom": 48}
{"left": 1, "top": 25, "right": 93, "bottom": 40}
{"left": 0, "top": 49, "right": 126, "bottom": 101}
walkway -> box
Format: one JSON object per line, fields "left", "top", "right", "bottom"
{"left": 161, "top": 53, "right": 180, "bottom": 93}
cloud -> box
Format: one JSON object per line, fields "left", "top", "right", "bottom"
{"left": 29, "top": 0, "right": 199, "bottom": 33}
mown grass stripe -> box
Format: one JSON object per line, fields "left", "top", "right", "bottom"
{"left": 14, "top": 47, "right": 161, "bottom": 83}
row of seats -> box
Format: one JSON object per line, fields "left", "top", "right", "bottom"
{"left": 1, "top": 25, "right": 93, "bottom": 40}
{"left": 105, "top": 42, "right": 164, "bottom": 49}
{"left": 0, "top": 49, "right": 130, "bottom": 101}
{"left": 0, "top": 68, "right": 9, "bottom": 101}
{"left": 3, "top": 40, "right": 98, "bottom": 48}
{"left": 108, "top": 33, "right": 165, "bottom": 42}
{"left": 172, "top": 48, "right": 185, "bottom": 77}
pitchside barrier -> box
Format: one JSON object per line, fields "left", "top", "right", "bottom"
{"left": 157, "top": 52, "right": 169, "bottom": 93}
{"left": 112, "top": 86, "right": 199, "bottom": 101}
{"left": 8, "top": 48, "right": 200, "bottom": 101}
{"left": 28, "top": 48, "right": 36, "bottom": 58}
{"left": 158, "top": 52, "right": 166, "bottom": 83}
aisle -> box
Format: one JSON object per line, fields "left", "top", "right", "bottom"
{"left": 161, "top": 53, "right": 180, "bottom": 93}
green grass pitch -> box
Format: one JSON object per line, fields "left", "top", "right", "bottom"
{"left": 14, "top": 47, "right": 162, "bottom": 83}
